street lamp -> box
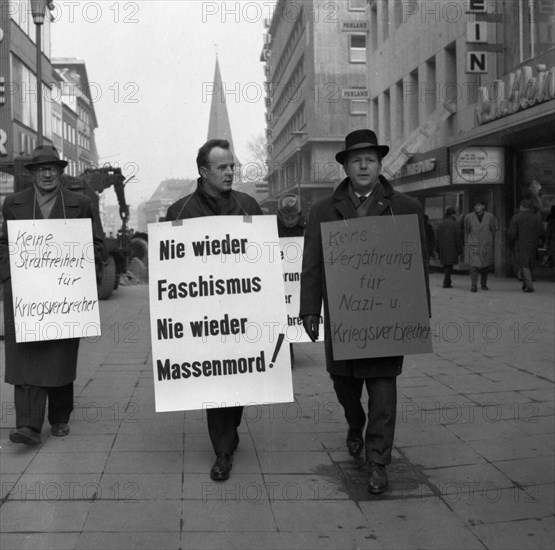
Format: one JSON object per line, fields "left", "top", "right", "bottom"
{"left": 30, "top": 0, "right": 51, "bottom": 146}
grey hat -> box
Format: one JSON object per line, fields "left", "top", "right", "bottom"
{"left": 24, "top": 145, "right": 68, "bottom": 170}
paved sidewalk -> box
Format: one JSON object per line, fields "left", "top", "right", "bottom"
{"left": 1, "top": 274, "right": 554, "bottom": 550}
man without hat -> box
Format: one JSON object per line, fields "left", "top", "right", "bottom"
{"left": 165, "top": 138, "right": 263, "bottom": 482}
{"left": 463, "top": 198, "right": 498, "bottom": 292}
{"left": 0, "top": 145, "right": 103, "bottom": 445}
{"left": 300, "top": 129, "right": 430, "bottom": 494}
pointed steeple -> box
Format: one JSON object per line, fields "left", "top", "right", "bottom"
{"left": 207, "top": 58, "right": 237, "bottom": 155}
{"left": 207, "top": 57, "right": 241, "bottom": 181}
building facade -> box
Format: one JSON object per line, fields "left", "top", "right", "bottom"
{"left": 0, "top": 4, "right": 99, "bottom": 203}
{"left": 0, "top": 0, "right": 54, "bottom": 196}
{"left": 52, "top": 59, "right": 99, "bottom": 177}
{"left": 366, "top": 0, "right": 555, "bottom": 275}
{"left": 262, "top": 0, "right": 371, "bottom": 211}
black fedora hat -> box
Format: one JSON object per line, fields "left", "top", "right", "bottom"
{"left": 24, "top": 145, "right": 68, "bottom": 170}
{"left": 335, "top": 129, "right": 389, "bottom": 164}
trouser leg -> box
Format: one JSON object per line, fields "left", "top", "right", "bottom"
{"left": 443, "top": 265, "right": 453, "bottom": 286}
{"left": 480, "top": 267, "right": 489, "bottom": 287}
{"left": 206, "top": 406, "right": 243, "bottom": 455}
{"left": 14, "top": 385, "right": 47, "bottom": 432}
{"left": 521, "top": 263, "right": 533, "bottom": 289}
{"left": 47, "top": 383, "right": 74, "bottom": 425}
{"left": 470, "top": 267, "right": 478, "bottom": 288}
{"left": 364, "top": 377, "right": 397, "bottom": 465}
{"left": 331, "top": 375, "right": 365, "bottom": 431}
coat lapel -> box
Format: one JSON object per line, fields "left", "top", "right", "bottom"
{"left": 11, "top": 188, "right": 39, "bottom": 219}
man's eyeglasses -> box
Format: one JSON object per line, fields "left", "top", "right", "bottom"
{"left": 205, "top": 163, "right": 235, "bottom": 172}
{"left": 37, "top": 166, "right": 59, "bottom": 174}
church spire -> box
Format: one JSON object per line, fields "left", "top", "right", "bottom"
{"left": 207, "top": 58, "right": 238, "bottom": 160}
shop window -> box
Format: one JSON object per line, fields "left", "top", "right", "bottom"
{"left": 349, "top": 34, "right": 367, "bottom": 63}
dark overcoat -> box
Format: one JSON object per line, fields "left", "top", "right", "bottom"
{"left": 299, "top": 176, "right": 430, "bottom": 378}
{"left": 0, "top": 187, "right": 103, "bottom": 386}
{"left": 436, "top": 216, "right": 462, "bottom": 266}
{"left": 507, "top": 210, "right": 544, "bottom": 265}
{"left": 166, "top": 179, "right": 262, "bottom": 221}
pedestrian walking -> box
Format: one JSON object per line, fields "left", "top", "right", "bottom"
{"left": 507, "top": 199, "right": 544, "bottom": 292}
{"left": 463, "top": 199, "right": 498, "bottom": 291}
{"left": 165, "top": 138, "right": 262, "bottom": 482}
{"left": 0, "top": 145, "right": 103, "bottom": 445}
{"left": 300, "top": 129, "right": 430, "bottom": 495}
{"left": 436, "top": 207, "right": 462, "bottom": 288}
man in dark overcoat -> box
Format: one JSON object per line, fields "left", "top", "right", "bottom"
{"left": 436, "top": 207, "right": 462, "bottom": 288}
{"left": 165, "top": 138, "right": 262, "bottom": 482}
{"left": 300, "top": 129, "right": 430, "bottom": 494}
{"left": 507, "top": 199, "right": 544, "bottom": 292}
{"left": 0, "top": 145, "right": 103, "bottom": 445}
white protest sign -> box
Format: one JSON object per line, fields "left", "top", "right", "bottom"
{"left": 280, "top": 236, "right": 323, "bottom": 343}
{"left": 7, "top": 219, "right": 100, "bottom": 343}
{"left": 321, "top": 214, "right": 432, "bottom": 360}
{"left": 148, "top": 215, "right": 294, "bottom": 412}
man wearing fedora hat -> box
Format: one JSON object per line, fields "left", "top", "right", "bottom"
{"left": 300, "top": 129, "right": 430, "bottom": 494}
{"left": 276, "top": 193, "right": 306, "bottom": 238}
{"left": 0, "top": 145, "right": 103, "bottom": 445}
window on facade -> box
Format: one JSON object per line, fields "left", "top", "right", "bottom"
{"left": 349, "top": 0, "right": 367, "bottom": 11}
{"left": 350, "top": 100, "right": 368, "bottom": 115}
{"left": 382, "top": 0, "right": 390, "bottom": 41}
{"left": 349, "top": 34, "right": 367, "bottom": 63}
{"left": 370, "top": 1, "right": 378, "bottom": 50}
{"left": 503, "top": 0, "right": 555, "bottom": 70}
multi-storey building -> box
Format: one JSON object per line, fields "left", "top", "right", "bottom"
{"left": 262, "top": 0, "right": 371, "bottom": 210}
{"left": 366, "top": 0, "right": 555, "bottom": 275}
{"left": 52, "top": 59, "right": 99, "bottom": 176}
{"left": 0, "top": 0, "right": 54, "bottom": 196}
{"left": 0, "top": 5, "right": 99, "bottom": 202}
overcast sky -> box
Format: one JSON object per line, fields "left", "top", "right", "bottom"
{"left": 51, "top": 0, "right": 276, "bottom": 207}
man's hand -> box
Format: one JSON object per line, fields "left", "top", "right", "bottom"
{"left": 302, "top": 315, "right": 320, "bottom": 342}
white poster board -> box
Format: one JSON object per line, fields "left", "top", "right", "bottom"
{"left": 321, "top": 215, "right": 432, "bottom": 360}
{"left": 7, "top": 219, "right": 100, "bottom": 343}
{"left": 148, "top": 215, "right": 294, "bottom": 412}
{"left": 280, "top": 236, "right": 323, "bottom": 343}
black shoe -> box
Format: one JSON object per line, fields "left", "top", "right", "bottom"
{"left": 346, "top": 428, "right": 363, "bottom": 457}
{"left": 471, "top": 286, "right": 477, "bottom": 292}
{"left": 523, "top": 287, "right": 534, "bottom": 293}
{"left": 51, "top": 423, "right": 70, "bottom": 437}
{"left": 443, "top": 284, "right": 452, "bottom": 288}
{"left": 368, "top": 463, "right": 388, "bottom": 494}
{"left": 481, "top": 285, "right": 489, "bottom": 290}
{"left": 9, "top": 427, "right": 41, "bottom": 446}
{"left": 210, "top": 453, "right": 233, "bottom": 481}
